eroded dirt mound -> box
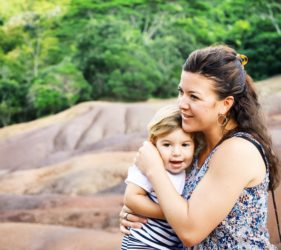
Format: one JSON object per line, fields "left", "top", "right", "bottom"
{"left": 0, "top": 100, "right": 174, "bottom": 170}
{"left": 0, "top": 151, "right": 134, "bottom": 195}
{"left": 0, "top": 223, "right": 122, "bottom": 250}
{"left": 0, "top": 194, "right": 123, "bottom": 230}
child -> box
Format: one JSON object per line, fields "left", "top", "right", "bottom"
{"left": 121, "top": 104, "right": 196, "bottom": 250}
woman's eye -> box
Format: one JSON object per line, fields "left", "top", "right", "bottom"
{"left": 178, "top": 87, "right": 183, "bottom": 96}
{"left": 190, "top": 94, "right": 198, "bottom": 100}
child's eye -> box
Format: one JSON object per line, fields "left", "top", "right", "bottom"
{"left": 163, "top": 143, "right": 171, "bottom": 147}
{"left": 182, "top": 143, "right": 190, "bottom": 147}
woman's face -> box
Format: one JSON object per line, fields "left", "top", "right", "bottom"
{"left": 178, "top": 71, "right": 224, "bottom": 133}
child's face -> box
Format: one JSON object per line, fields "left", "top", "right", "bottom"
{"left": 155, "top": 128, "right": 194, "bottom": 174}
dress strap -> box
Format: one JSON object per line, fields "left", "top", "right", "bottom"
{"left": 233, "top": 133, "right": 267, "bottom": 166}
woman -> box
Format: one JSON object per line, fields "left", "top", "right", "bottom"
{"left": 120, "top": 45, "right": 280, "bottom": 249}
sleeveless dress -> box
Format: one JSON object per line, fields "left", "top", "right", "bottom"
{"left": 180, "top": 132, "right": 277, "bottom": 250}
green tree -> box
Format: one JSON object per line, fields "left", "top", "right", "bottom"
{"left": 75, "top": 17, "right": 162, "bottom": 101}
{"left": 28, "top": 60, "right": 91, "bottom": 116}
{"left": 0, "top": 79, "right": 23, "bottom": 126}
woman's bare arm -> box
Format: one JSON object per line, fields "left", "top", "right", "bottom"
{"left": 136, "top": 138, "right": 266, "bottom": 247}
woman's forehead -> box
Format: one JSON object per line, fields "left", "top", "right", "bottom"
{"left": 179, "top": 71, "right": 216, "bottom": 93}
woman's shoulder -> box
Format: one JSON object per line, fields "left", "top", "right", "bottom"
{"left": 209, "top": 134, "right": 266, "bottom": 183}
{"left": 215, "top": 134, "right": 264, "bottom": 163}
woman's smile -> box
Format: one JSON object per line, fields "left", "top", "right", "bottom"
{"left": 181, "top": 113, "right": 194, "bottom": 120}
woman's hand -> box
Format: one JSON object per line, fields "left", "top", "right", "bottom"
{"left": 135, "top": 141, "right": 164, "bottom": 176}
{"left": 119, "top": 205, "right": 147, "bottom": 235}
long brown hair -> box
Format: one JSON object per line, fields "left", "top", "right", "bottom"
{"left": 183, "top": 45, "right": 280, "bottom": 190}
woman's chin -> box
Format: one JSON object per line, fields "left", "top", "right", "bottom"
{"left": 182, "top": 124, "right": 194, "bottom": 133}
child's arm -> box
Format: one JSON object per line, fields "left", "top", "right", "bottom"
{"left": 124, "top": 182, "right": 165, "bottom": 220}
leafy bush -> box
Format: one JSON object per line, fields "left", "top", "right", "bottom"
{"left": 75, "top": 17, "right": 162, "bottom": 101}
{"left": 28, "top": 61, "right": 91, "bottom": 116}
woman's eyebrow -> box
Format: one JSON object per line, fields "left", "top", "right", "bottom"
{"left": 178, "top": 85, "right": 200, "bottom": 94}
{"left": 189, "top": 90, "right": 201, "bottom": 95}
{"left": 186, "top": 90, "right": 202, "bottom": 96}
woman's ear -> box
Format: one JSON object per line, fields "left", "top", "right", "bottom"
{"left": 222, "top": 96, "right": 234, "bottom": 114}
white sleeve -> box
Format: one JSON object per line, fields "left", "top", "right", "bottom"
{"left": 125, "top": 165, "right": 153, "bottom": 193}
{"left": 167, "top": 171, "right": 186, "bottom": 194}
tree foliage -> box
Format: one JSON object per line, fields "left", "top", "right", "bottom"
{"left": 28, "top": 60, "right": 91, "bottom": 116}
{"left": 0, "top": 0, "right": 280, "bottom": 127}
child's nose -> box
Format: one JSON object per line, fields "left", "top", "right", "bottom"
{"left": 172, "top": 146, "right": 181, "bottom": 155}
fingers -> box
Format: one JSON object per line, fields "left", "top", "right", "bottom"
{"left": 119, "top": 208, "right": 147, "bottom": 235}
{"left": 119, "top": 209, "right": 147, "bottom": 224}
{"left": 119, "top": 206, "right": 132, "bottom": 219}
{"left": 126, "top": 213, "right": 147, "bottom": 223}
{"left": 123, "top": 205, "right": 132, "bottom": 213}
{"left": 120, "top": 218, "right": 143, "bottom": 229}
{"left": 134, "top": 141, "right": 153, "bottom": 165}
{"left": 120, "top": 224, "right": 131, "bottom": 235}
{"left": 123, "top": 212, "right": 129, "bottom": 220}
{"left": 142, "top": 140, "right": 153, "bottom": 148}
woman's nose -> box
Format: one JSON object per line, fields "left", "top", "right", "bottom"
{"left": 178, "top": 96, "right": 189, "bottom": 110}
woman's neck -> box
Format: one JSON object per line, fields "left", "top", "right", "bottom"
{"left": 202, "top": 129, "right": 223, "bottom": 152}
{"left": 196, "top": 132, "right": 221, "bottom": 168}
{"left": 197, "top": 119, "right": 238, "bottom": 168}
{"left": 204, "top": 119, "right": 237, "bottom": 148}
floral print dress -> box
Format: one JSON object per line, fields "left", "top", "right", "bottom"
{"left": 180, "top": 132, "right": 277, "bottom": 250}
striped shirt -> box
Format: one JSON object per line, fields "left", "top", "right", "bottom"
{"left": 121, "top": 165, "right": 185, "bottom": 249}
